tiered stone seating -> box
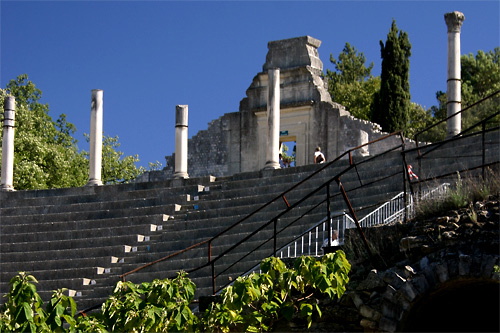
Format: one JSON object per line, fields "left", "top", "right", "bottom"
{"left": 0, "top": 150, "right": 405, "bottom": 310}
{"left": 1, "top": 128, "right": 497, "bottom": 311}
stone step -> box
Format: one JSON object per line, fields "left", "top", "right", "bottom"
{"left": 0, "top": 244, "right": 134, "bottom": 263}
{"left": 214, "top": 155, "right": 402, "bottom": 193}
{"left": 0, "top": 175, "right": 217, "bottom": 206}
{"left": 0, "top": 183, "right": 210, "bottom": 214}
{"left": 0, "top": 204, "right": 175, "bottom": 225}
{"left": 0, "top": 214, "right": 169, "bottom": 235}
{"left": 0, "top": 195, "right": 182, "bottom": 217}
{"left": 1, "top": 257, "right": 118, "bottom": 274}
{"left": 2, "top": 219, "right": 164, "bottom": 244}
{"left": 0, "top": 233, "right": 144, "bottom": 254}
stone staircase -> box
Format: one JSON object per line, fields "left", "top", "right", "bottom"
{"left": 0, "top": 128, "right": 498, "bottom": 311}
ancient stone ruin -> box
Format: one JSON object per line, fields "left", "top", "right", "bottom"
{"left": 137, "top": 36, "right": 407, "bottom": 182}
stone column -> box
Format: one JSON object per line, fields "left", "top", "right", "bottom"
{"left": 1, "top": 96, "right": 16, "bottom": 191}
{"left": 264, "top": 68, "right": 281, "bottom": 170}
{"left": 174, "top": 105, "right": 189, "bottom": 179}
{"left": 87, "top": 89, "right": 103, "bottom": 186}
{"left": 445, "top": 11, "right": 465, "bottom": 137}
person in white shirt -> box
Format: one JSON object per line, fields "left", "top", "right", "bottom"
{"left": 314, "top": 146, "right": 325, "bottom": 164}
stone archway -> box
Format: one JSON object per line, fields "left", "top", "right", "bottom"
{"left": 399, "top": 278, "right": 499, "bottom": 332}
{"left": 370, "top": 253, "right": 500, "bottom": 332}
{"left": 292, "top": 197, "right": 500, "bottom": 332}
{"left": 345, "top": 197, "right": 500, "bottom": 332}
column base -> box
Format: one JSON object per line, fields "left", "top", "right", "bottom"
{"left": 263, "top": 161, "right": 280, "bottom": 170}
{"left": 174, "top": 172, "right": 189, "bottom": 179}
{"left": 0, "top": 184, "right": 15, "bottom": 191}
{"left": 86, "top": 179, "right": 103, "bottom": 186}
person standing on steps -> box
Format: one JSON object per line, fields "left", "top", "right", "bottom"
{"left": 314, "top": 146, "right": 325, "bottom": 164}
{"left": 279, "top": 154, "right": 286, "bottom": 168}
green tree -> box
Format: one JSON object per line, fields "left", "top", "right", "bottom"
{"left": 1, "top": 74, "right": 147, "bottom": 190}
{"left": 0, "top": 75, "right": 88, "bottom": 190}
{"left": 406, "top": 102, "right": 435, "bottom": 139}
{"left": 371, "top": 19, "right": 412, "bottom": 133}
{"left": 0, "top": 272, "right": 77, "bottom": 332}
{"left": 325, "top": 43, "right": 380, "bottom": 120}
{"left": 85, "top": 134, "right": 145, "bottom": 185}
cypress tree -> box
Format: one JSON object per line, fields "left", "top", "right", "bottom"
{"left": 372, "top": 19, "right": 412, "bottom": 133}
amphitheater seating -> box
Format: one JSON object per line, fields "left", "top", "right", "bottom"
{"left": 0, "top": 129, "right": 498, "bottom": 311}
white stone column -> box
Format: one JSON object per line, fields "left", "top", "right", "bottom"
{"left": 174, "top": 105, "right": 189, "bottom": 179}
{"left": 1, "top": 96, "right": 16, "bottom": 191}
{"left": 264, "top": 68, "right": 281, "bottom": 170}
{"left": 87, "top": 89, "right": 103, "bottom": 186}
{"left": 445, "top": 11, "right": 465, "bottom": 137}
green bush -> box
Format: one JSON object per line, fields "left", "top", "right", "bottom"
{"left": 0, "top": 252, "right": 351, "bottom": 332}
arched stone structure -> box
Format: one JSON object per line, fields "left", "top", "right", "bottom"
{"left": 276, "top": 198, "right": 499, "bottom": 332}
{"left": 356, "top": 253, "right": 500, "bottom": 332}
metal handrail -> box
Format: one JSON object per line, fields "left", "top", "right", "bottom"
{"left": 118, "top": 91, "right": 498, "bottom": 295}
{"left": 119, "top": 131, "right": 406, "bottom": 284}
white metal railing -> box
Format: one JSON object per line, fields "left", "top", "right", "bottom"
{"left": 275, "top": 214, "right": 347, "bottom": 259}
{"left": 239, "top": 183, "right": 450, "bottom": 278}
{"left": 345, "top": 183, "right": 450, "bottom": 228}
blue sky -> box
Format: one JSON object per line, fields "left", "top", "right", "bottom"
{"left": 1, "top": 0, "right": 499, "bottom": 169}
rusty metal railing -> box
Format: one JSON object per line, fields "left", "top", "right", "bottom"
{"left": 117, "top": 91, "right": 498, "bottom": 299}
{"left": 119, "top": 131, "right": 407, "bottom": 292}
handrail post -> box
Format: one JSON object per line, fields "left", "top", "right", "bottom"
{"left": 208, "top": 240, "right": 212, "bottom": 263}
{"left": 212, "top": 261, "right": 216, "bottom": 295}
{"left": 401, "top": 136, "right": 408, "bottom": 223}
{"left": 336, "top": 177, "right": 374, "bottom": 259}
{"left": 326, "top": 182, "right": 332, "bottom": 246}
{"left": 482, "top": 122, "right": 486, "bottom": 180}
{"left": 273, "top": 218, "right": 277, "bottom": 256}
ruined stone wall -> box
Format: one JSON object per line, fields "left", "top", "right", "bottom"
{"left": 137, "top": 35, "right": 417, "bottom": 182}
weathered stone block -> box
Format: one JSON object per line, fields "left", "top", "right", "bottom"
{"left": 379, "top": 316, "right": 398, "bottom": 332}
{"left": 357, "top": 269, "right": 386, "bottom": 291}
{"left": 434, "top": 262, "right": 449, "bottom": 283}
{"left": 409, "top": 274, "right": 429, "bottom": 295}
{"left": 360, "top": 304, "right": 381, "bottom": 321}
{"left": 458, "top": 254, "right": 472, "bottom": 275}
{"left": 360, "top": 318, "right": 378, "bottom": 330}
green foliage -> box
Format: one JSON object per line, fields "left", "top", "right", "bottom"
{"left": 0, "top": 272, "right": 76, "bottom": 332}
{"left": 372, "top": 19, "right": 412, "bottom": 133}
{"left": 0, "top": 76, "right": 88, "bottom": 190}
{"left": 1, "top": 271, "right": 198, "bottom": 332}
{"left": 203, "top": 252, "right": 351, "bottom": 332}
{"left": 84, "top": 134, "right": 145, "bottom": 185}
{"left": 280, "top": 143, "right": 295, "bottom": 167}
{"left": 406, "top": 102, "right": 437, "bottom": 140}
{"left": 416, "top": 169, "right": 500, "bottom": 219}
{"left": 91, "top": 271, "right": 198, "bottom": 332}
{"left": 148, "top": 160, "right": 163, "bottom": 171}
{"left": 1, "top": 254, "right": 351, "bottom": 332}
{"left": 325, "top": 43, "right": 380, "bottom": 120}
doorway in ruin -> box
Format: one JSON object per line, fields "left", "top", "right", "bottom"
{"left": 399, "top": 278, "right": 500, "bottom": 332}
{"left": 280, "top": 135, "right": 296, "bottom": 168}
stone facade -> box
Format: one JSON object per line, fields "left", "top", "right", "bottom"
{"left": 137, "top": 36, "right": 410, "bottom": 182}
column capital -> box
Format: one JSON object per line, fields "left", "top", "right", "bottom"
{"left": 445, "top": 11, "right": 465, "bottom": 33}
{"left": 4, "top": 95, "right": 16, "bottom": 110}
{"left": 175, "top": 105, "right": 188, "bottom": 127}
